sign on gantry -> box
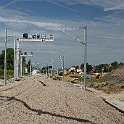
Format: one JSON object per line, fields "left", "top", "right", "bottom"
{"left": 18, "top": 33, "right": 54, "bottom": 42}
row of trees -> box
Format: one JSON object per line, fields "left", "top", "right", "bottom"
{"left": 0, "top": 48, "right": 14, "bottom": 78}
{"left": 0, "top": 48, "right": 33, "bottom": 71}
{"left": 94, "top": 61, "right": 122, "bottom": 73}
{"left": 0, "top": 48, "right": 124, "bottom": 75}
{"left": 74, "top": 61, "right": 124, "bottom": 73}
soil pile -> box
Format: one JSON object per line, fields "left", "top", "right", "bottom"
{"left": 100, "top": 65, "right": 124, "bottom": 93}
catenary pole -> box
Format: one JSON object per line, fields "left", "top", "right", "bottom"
{"left": 30, "top": 58, "right": 32, "bottom": 76}
{"left": 4, "top": 27, "right": 7, "bottom": 85}
{"left": 16, "top": 39, "right": 20, "bottom": 79}
{"left": 51, "top": 59, "right": 54, "bottom": 78}
{"left": 4, "top": 27, "right": 11, "bottom": 85}
{"left": 20, "top": 55, "right": 23, "bottom": 77}
{"left": 83, "top": 26, "right": 87, "bottom": 91}
{"left": 62, "top": 54, "right": 64, "bottom": 82}
{"left": 14, "top": 35, "right": 16, "bottom": 81}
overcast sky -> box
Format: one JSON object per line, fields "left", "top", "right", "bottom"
{"left": 0, "top": 0, "right": 124, "bottom": 68}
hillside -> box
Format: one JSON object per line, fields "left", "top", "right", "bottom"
{"left": 102, "top": 65, "right": 124, "bottom": 84}
{"left": 93, "top": 65, "right": 124, "bottom": 93}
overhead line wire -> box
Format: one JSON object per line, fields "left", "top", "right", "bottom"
{"left": 0, "top": 0, "right": 19, "bottom": 9}
{"left": 45, "top": 0, "right": 80, "bottom": 13}
{"left": 88, "top": 0, "right": 104, "bottom": 22}
{"left": 60, "top": 0, "right": 104, "bottom": 42}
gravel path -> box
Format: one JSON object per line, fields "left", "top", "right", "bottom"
{"left": 0, "top": 75, "right": 124, "bottom": 124}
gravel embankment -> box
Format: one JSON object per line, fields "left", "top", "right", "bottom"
{"left": 0, "top": 75, "right": 124, "bottom": 124}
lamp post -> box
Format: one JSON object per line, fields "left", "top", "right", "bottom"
{"left": 4, "top": 27, "right": 11, "bottom": 85}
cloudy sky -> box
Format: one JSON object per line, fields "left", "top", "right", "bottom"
{"left": 0, "top": 0, "right": 124, "bottom": 68}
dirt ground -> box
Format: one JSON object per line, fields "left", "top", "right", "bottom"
{"left": 0, "top": 75, "right": 124, "bottom": 124}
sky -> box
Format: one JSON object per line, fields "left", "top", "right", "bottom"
{"left": 0, "top": 0, "right": 124, "bottom": 68}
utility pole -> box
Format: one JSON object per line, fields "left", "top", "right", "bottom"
{"left": 83, "top": 26, "right": 87, "bottom": 91}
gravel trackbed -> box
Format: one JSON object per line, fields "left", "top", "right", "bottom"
{"left": 0, "top": 75, "right": 124, "bottom": 124}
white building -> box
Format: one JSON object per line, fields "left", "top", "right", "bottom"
{"left": 32, "top": 69, "right": 40, "bottom": 75}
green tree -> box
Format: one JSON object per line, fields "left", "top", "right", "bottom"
{"left": 80, "top": 63, "right": 93, "bottom": 73}
{"left": 111, "top": 61, "right": 119, "bottom": 69}
{"left": 119, "top": 62, "right": 124, "bottom": 66}
{"left": 80, "top": 63, "right": 84, "bottom": 70}
{"left": 27, "top": 59, "right": 31, "bottom": 73}
{"left": 72, "top": 65, "right": 79, "bottom": 69}
{"left": 95, "top": 64, "right": 109, "bottom": 73}
{"left": 0, "top": 48, "right": 14, "bottom": 70}
{"left": 0, "top": 50, "right": 4, "bottom": 69}
{"left": 86, "top": 63, "right": 93, "bottom": 73}
{"left": 22, "top": 56, "right": 26, "bottom": 74}
{"left": 7, "top": 48, "right": 14, "bottom": 70}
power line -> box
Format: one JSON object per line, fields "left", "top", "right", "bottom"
{"left": 46, "top": 0, "right": 104, "bottom": 23}
{"left": 0, "top": 0, "right": 19, "bottom": 9}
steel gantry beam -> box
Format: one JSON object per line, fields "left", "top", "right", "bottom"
{"left": 14, "top": 33, "right": 54, "bottom": 81}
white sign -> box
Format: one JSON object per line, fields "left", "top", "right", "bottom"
{"left": 18, "top": 33, "right": 54, "bottom": 42}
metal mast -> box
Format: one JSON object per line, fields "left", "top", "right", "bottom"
{"left": 83, "top": 26, "right": 87, "bottom": 91}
